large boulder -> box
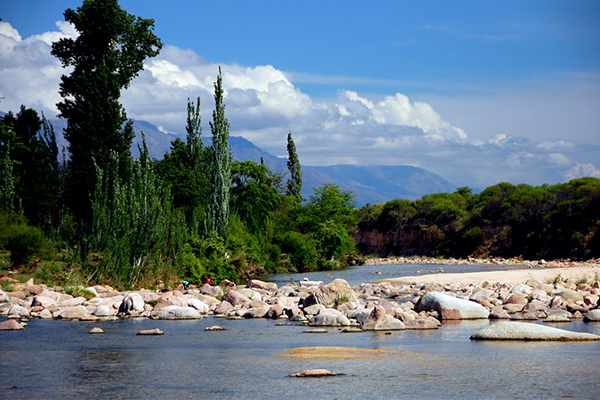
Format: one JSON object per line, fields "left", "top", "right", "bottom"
{"left": 91, "top": 305, "right": 115, "bottom": 317}
{"left": 416, "top": 292, "right": 489, "bottom": 320}
{"left": 8, "top": 305, "right": 30, "bottom": 317}
{"left": 404, "top": 316, "right": 441, "bottom": 330}
{"left": 153, "top": 306, "right": 201, "bottom": 320}
{"left": 247, "top": 279, "right": 278, "bottom": 292}
{"left": 222, "top": 290, "right": 252, "bottom": 307}
{"left": 584, "top": 309, "right": 600, "bottom": 322}
{"left": 118, "top": 292, "right": 145, "bottom": 314}
{"left": 471, "top": 321, "right": 600, "bottom": 341}
{"left": 551, "top": 289, "right": 584, "bottom": 303}
{"left": 213, "top": 301, "right": 234, "bottom": 315}
{"left": 0, "top": 319, "right": 25, "bottom": 330}
{"left": 55, "top": 306, "right": 90, "bottom": 320}
{"left": 361, "top": 305, "right": 405, "bottom": 331}
{"left": 310, "top": 311, "right": 351, "bottom": 326}
{"left": 302, "top": 279, "right": 357, "bottom": 308}
{"left": 60, "top": 297, "right": 87, "bottom": 307}
{"left": 200, "top": 284, "right": 223, "bottom": 297}
{"left": 187, "top": 298, "right": 210, "bottom": 314}
{"left": 244, "top": 305, "right": 270, "bottom": 319}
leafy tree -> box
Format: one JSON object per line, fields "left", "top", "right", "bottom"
{"left": 286, "top": 131, "right": 302, "bottom": 202}
{"left": 206, "top": 68, "right": 231, "bottom": 236}
{"left": 51, "top": 0, "right": 162, "bottom": 223}
{"left": 231, "top": 160, "right": 279, "bottom": 235}
{"left": 156, "top": 97, "right": 210, "bottom": 231}
{"left": 0, "top": 107, "right": 60, "bottom": 228}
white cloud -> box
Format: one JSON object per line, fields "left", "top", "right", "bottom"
{"left": 565, "top": 163, "right": 600, "bottom": 180}
{"left": 1, "top": 22, "right": 599, "bottom": 190}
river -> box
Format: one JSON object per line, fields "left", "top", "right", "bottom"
{"left": 1, "top": 263, "right": 599, "bottom": 399}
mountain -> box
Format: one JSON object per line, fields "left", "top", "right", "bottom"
{"left": 4, "top": 113, "right": 457, "bottom": 206}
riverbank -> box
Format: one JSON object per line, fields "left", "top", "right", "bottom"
{"left": 364, "top": 255, "right": 600, "bottom": 269}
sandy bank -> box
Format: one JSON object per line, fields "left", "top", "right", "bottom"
{"left": 377, "top": 266, "right": 600, "bottom": 285}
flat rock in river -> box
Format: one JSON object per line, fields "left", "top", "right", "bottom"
{"left": 471, "top": 321, "right": 600, "bottom": 341}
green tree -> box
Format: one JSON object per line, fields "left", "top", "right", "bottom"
{"left": 0, "top": 107, "right": 61, "bottom": 228}
{"left": 286, "top": 131, "right": 302, "bottom": 202}
{"left": 206, "top": 68, "right": 231, "bottom": 236}
{"left": 51, "top": 0, "right": 162, "bottom": 223}
{"left": 231, "top": 160, "right": 279, "bottom": 235}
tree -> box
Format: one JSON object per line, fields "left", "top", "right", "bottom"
{"left": 51, "top": 0, "right": 162, "bottom": 223}
{"left": 0, "top": 107, "right": 61, "bottom": 228}
{"left": 286, "top": 131, "right": 302, "bottom": 202}
{"left": 206, "top": 68, "right": 231, "bottom": 236}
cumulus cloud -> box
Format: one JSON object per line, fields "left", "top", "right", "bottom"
{"left": 1, "top": 22, "right": 599, "bottom": 189}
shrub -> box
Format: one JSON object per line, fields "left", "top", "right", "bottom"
{"left": 6, "top": 224, "right": 45, "bottom": 266}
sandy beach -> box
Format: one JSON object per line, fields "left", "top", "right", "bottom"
{"left": 377, "top": 266, "right": 600, "bottom": 285}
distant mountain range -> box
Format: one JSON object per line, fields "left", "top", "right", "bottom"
{"left": 16, "top": 115, "right": 458, "bottom": 206}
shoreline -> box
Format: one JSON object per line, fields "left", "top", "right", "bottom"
{"left": 364, "top": 255, "right": 600, "bottom": 269}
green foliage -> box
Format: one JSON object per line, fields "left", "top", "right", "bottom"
{"left": 231, "top": 160, "right": 279, "bottom": 235}
{"left": 90, "top": 136, "right": 177, "bottom": 286}
{"left": 277, "top": 231, "right": 319, "bottom": 272}
{"left": 356, "top": 177, "right": 600, "bottom": 261}
{"left": 206, "top": 68, "right": 232, "bottom": 236}
{"left": 286, "top": 131, "right": 302, "bottom": 202}
{"left": 6, "top": 224, "right": 45, "bottom": 266}
{"left": 51, "top": 0, "right": 162, "bottom": 222}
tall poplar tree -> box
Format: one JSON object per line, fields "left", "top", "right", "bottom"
{"left": 206, "top": 68, "right": 231, "bottom": 236}
{"left": 286, "top": 131, "right": 302, "bottom": 202}
{"left": 51, "top": 0, "right": 162, "bottom": 223}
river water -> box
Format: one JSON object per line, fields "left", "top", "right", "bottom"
{"left": 1, "top": 264, "right": 600, "bottom": 399}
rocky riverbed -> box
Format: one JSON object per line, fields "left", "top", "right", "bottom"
{"left": 2, "top": 270, "right": 600, "bottom": 339}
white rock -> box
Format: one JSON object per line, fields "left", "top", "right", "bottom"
{"left": 417, "top": 292, "right": 489, "bottom": 319}
{"left": 153, "top": 306, "right": 201, "bottom": 320}
{"left": 471, "top": 321, "right": 600, "bottom": 341}
{"left": 187, "top": 298, "right": 210, "bottom": 313}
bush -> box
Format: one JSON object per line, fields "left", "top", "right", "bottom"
{"left": 6, "top": 224, "right": 45, "bottom": 266}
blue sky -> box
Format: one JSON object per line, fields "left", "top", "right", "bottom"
{"left": 1, "top": 0, "right": 599, "bottom": 188}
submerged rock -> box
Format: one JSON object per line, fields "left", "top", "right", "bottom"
{"left": 137, "top": 328, "right": 164, "bottom": 335}
{"left": 288, "top": 369, "right": 343, "bottom": 377}
{"left": 471, "top": 321, "right": 600, "bottom": 341}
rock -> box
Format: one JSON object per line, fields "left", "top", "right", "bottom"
{"left": 416, "top": 292, "right": 489, "bottom": 320}
{"left": 39, "top": 309, "right": 53, "bottom": 319}
{"left": 404, "top": 317, "right": 441, "bottom": 330}
{"left": 0, "top": 319, "right": 25, "bottom": 330}
{"left": 247, "top": 279, "right": 278, "bottom": 291}
{"left": 302, "top": 279, "right": 357, "bottom": 308}
{"left": 288, "top": 369, "right": 343, "bottom": 377}
{"left": 55, "top": 306, "right": 90, "bottom": 320}
{"left": 503, "top": 304, "right": 524, "bottom": 313}
{"left": 341, "top": 327, "right": 364, "bottom": 333}
{"left": 361, "top": 305, "right": 405, "bottom": 331}
{"left": 266, "top": 304, "right": 285, "bottom": 319}
{"left": 303, "top": 304, "right": 326, "bottom": 315}
{"left": 471, "top": 321, "right": 600, "bottom": 341}
{"left": 137, "top": 328, "right": 164, "bottom": 335}
{"left": 214, "top": 301, "right": 234, "bottom": 315}
{"left": 471, "top": 289, "right": 495, "bottom": 304}
{"left": 187, "top": 298, "right": 210, "bottom": 314}
{"left": 285, "top": 305, "right": 303, "bottom": 318}
{"left": 200, "top": 284, "right": 224, "bottom": 297}
{"left": 118, "top": 293, "right": 145, "bottom": 314}
{"left": 22, "top": 285, "right": 43, "bottom": 296}
{"left": 153, "top": 306, "right": 201, "bottom": 320}
{"left": 489, "top": 307, "right": 511, "bottom": 319}
{"left": 222, "top": 290, "right": 252, "bottom": 307}
{"left": 551, "top": 289, "right": 584, "bottom": 303}
{"left": 60, "top": 297, "right": 87, "bottom": 307}
{"left": 244, "top": 305, "right": 270, "bottom": 318}
{"left": 89, "top": 327, "right": 104, "bottom": 334}
{"left": 584, "top": 294, "right": 599, "bottom": 307}
{"left": 544, "top": 314, "right": 571, "bottom": 323}
{"left": 0, "top": 289, "right": 8, "bottom": 302}
{"left": 205, "top": 325, "right": 226, "bottom": 331}
{"left": 299, "top": 280, "right": 323, "bottom": 288}
{"left": 505, "top": 293, "right": 529, "bottom": 306}
{"left": 303, "top": 328, "right": 329, "bottom": 333}
{"left": 310, "top": 312, "right": 351, "bottom": 326}
{"left": 91, "top": 305, "right": 115, "bottom": 317}
{"left": 584, "top": 309, "right": 600, "bottom": 322}
{"left": 79, "top": 315, "right": 99, "bottom": 322}
{"left": 8, "top": 305, "right": 30, "bottom": 317}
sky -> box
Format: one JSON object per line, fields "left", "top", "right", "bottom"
{"left": 1, "top": 0, "right": 599, "bottom": 189}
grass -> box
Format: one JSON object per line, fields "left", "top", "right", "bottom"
{"left": 546, "top": 273, "right": 566, "bottom": 285}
